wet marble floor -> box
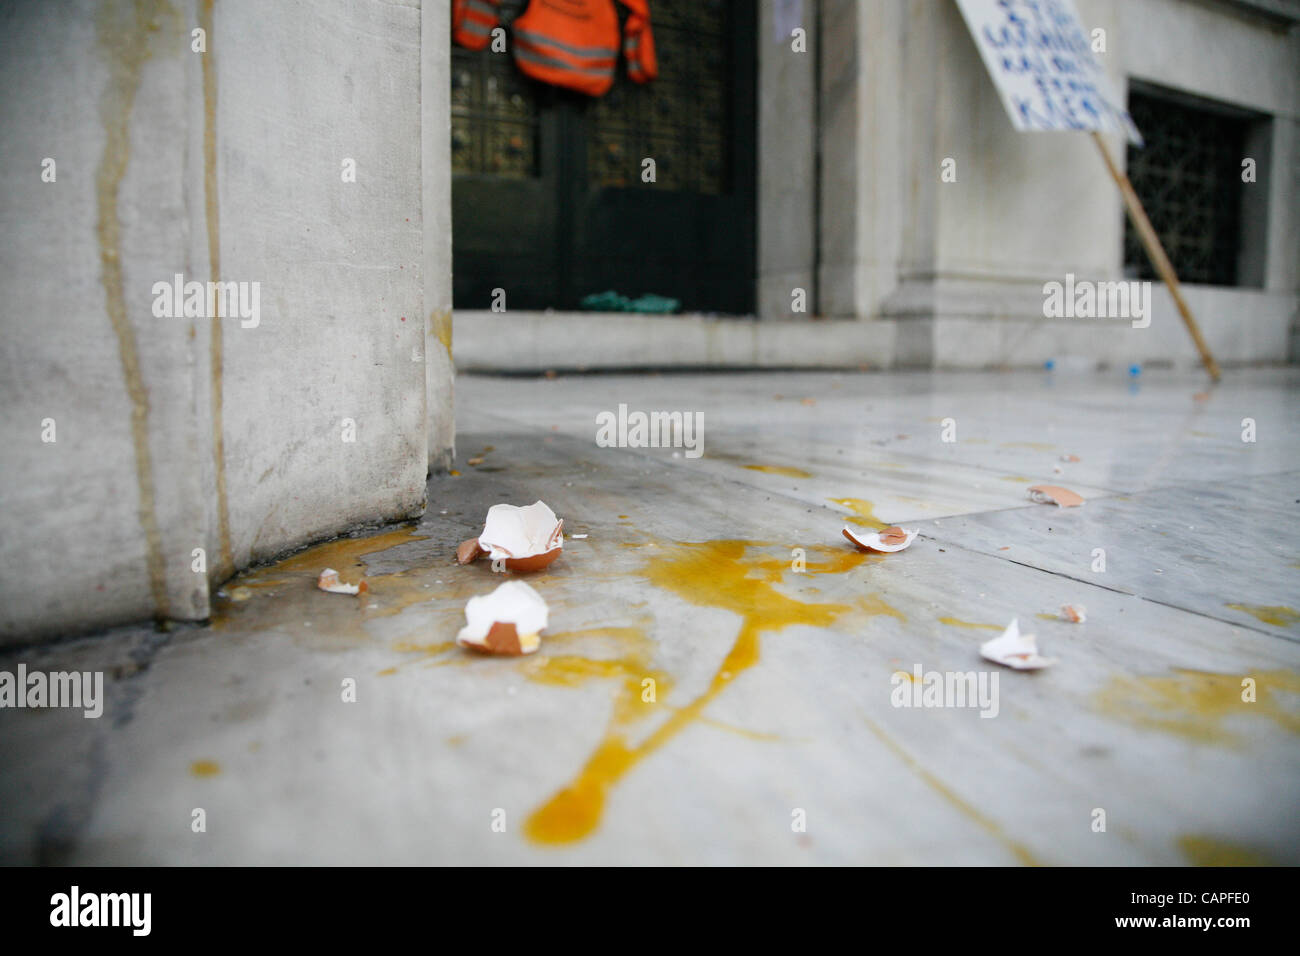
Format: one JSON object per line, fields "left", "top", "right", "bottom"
{"left": 2, "top": 367, "right": 1298, "bottom": 864}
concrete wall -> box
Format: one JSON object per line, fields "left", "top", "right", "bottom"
{"left": 1116, "top": 0, "right": 1300, "bottom": 298}
{"left": 757, "top": 0, "right": 817, "bottom": 319}
{"left": 0, "top": 0, "right": 209, "bottom": 639}
{"left": 0, "top": 0, "right": 453, "bottom": 642}
{"left": 423, "top": 0, "right": 455, "bottom": 470}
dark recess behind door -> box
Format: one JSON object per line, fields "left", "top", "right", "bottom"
{"left": 451, "top": 0, "right": 756, "bottom": 314}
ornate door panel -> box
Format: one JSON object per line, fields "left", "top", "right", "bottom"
{"left": 451, "top": 21, "right": 561, "bottom": 309}
{"left": 451, "top": 0, "right": 755, "bottom": 313}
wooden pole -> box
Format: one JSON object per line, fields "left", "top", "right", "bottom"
{"left": 1090, "top": 132, "right": 1221, "bottom": 382}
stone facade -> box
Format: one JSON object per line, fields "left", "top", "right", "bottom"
{"left": 0, "top": 0, "right": 453, "bottom": 640}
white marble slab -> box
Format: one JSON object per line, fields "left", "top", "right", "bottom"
{"left": 3, "top": 369, "right": 1297, "bottom": 865}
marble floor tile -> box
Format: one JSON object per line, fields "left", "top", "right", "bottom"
{"left": 2, "top": 369, "right": 1296, "bottom": 865}
{"left": 919, "top": 471, "right": 1300, "bottom": 641}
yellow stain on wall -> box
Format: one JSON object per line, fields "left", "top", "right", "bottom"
{"left": 200, "top": 0, "right": 234, "bottom": 582}
{"left": 429, "top": 308, "right": 453, "bottom": 355}
{"left": 95, "top": 0, "right": 181, "bottom": 622}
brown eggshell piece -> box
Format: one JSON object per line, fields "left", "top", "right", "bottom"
{"left": 878, "top": 526, "right": 909, "bottom": 546}
{"left": 504, "top": 547, "right": 562, "bottom": 572}
{"left": 1029, "top": 484, "right": 1085, "bottom": 508}
{"left": 460, "top": 621, "right": 527, "bottom": 656}
{"left": 484, "top": 621, "right": 523, "bottom": 655}
{"left": 456, "top": 538, "right": 485, "bottom": 564}
{"left": 842, "top": 528, "right": 869, "bottom": 551}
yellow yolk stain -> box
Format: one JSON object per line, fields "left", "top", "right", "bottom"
{"left": 211, "top": 524, "right": 490, "bottom": 652}
{"left": 524, "top": 540, "right": 893, "bottom": 845}
{"left": 745, "top": 464, "right": 813, "bottom": 479}
{"left": 379, "top": 639, "right": 459, "bottom": 675}
{"left": 1227, "top": 604, "right": 1299, "bottom": 628}
{"left": 999, "top": 441, "right": 1056, "bottom": 451}
{"left": 190, "top": 760, "right": 221, "bottom": 777}
{"left": 939, "top": 616, "right": 1001, "bottom": 631}
{"left": 865, "top": 718, "right": 1041, "bottom": 866}
{"left": 237, "top": 526, "right": 424, "bottom": 582}
{"left": 829, "top": 498, "right": 887, "bottom": 529}
{"left": 860, "top": 594, "right": 905, "bottom": 621}
{"left": 688, "top": 715, "right": 788, "bottom": 742}
{"left": 1094, "top": 668, "right": 1300, "bottom": 744}
{"left": 1178, "top": 834, "right": 1275, "bottom": 866}
{"left": 520, "top": 626, "right": 671, "bottom": 729}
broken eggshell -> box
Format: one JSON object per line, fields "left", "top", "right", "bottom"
{"left": 842, "top": 525, "right": 919, "bottom": 553}
{"left": 456, "top": 500, "right": 564, "bottom": 571}
{"left": 317, "top": 568, "right": 368, "bottom": 595}
{"left": 456, "top": 580, "right": 549, "bottom": 656}
{"left": 980, "top": 618, "right": 1054, "bottom": 670}
{"left": 1027, "top": 484, "right": 1085, "bottom": 508}
{"left": 1060, "top": 603, "right": 1086, "bottom": 623}
{"left": 456, "top": 538, "right": 484, "bottom": 565}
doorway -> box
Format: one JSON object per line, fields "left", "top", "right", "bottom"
{"left": 450, "top": 0, "right": 756, "bottom": 314}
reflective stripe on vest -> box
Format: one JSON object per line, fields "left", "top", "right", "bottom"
{"left": 513, "top": 40, "right": 617, "bottom": 81}
{"left": 511, "top": 0, "right": 621, "bottom": 97}
{"left": 618, "top": 0, "right": 658, "bottom": 84}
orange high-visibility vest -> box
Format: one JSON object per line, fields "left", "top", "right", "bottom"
{"left": 454, "top": 0, "right": 658, "bottom": 98}
{"left": 453, "top": 0, "right": 500, "bottom": 51}
{"left": 618, "top": 0, "right": 657, "bottom": 85}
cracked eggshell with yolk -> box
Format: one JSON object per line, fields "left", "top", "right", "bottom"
{"left": 457, "top": 580, "right": 550, "bottom": 656}
{"left": 842, "top": 525, "right": 919, "bottom": 553}
{"left": 458, "top": 501, "right": 564, "bottom": 571}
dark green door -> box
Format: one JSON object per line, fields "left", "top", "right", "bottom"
{"left": 451, "top": 0, "right": 755, "bottom": 314}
